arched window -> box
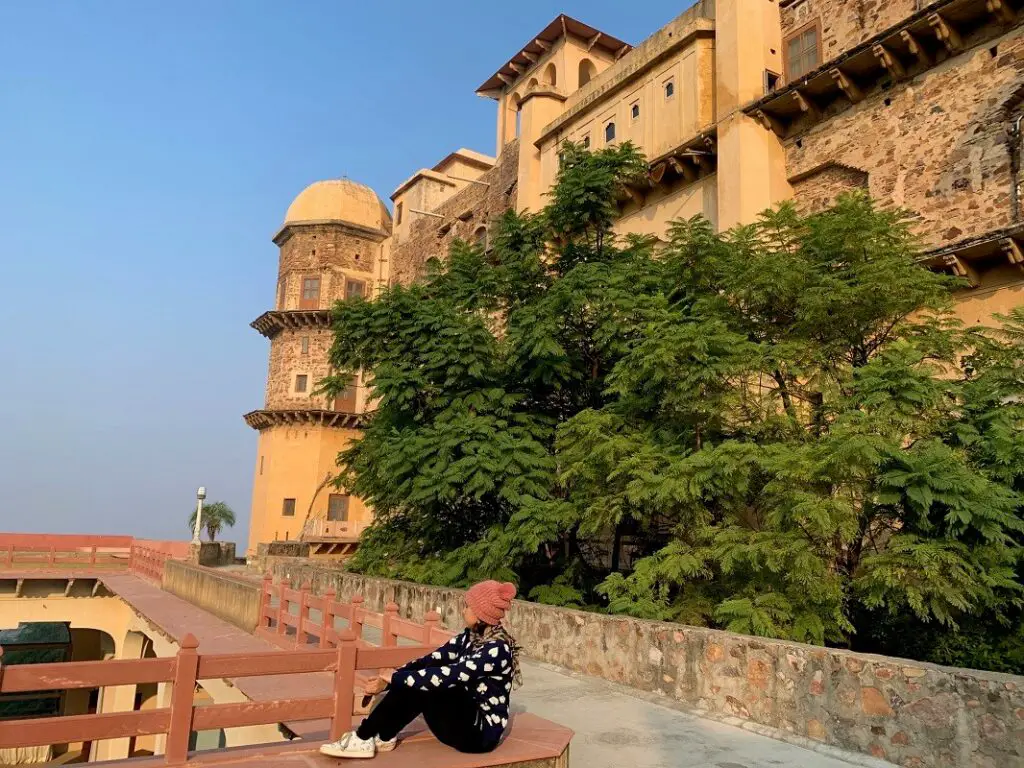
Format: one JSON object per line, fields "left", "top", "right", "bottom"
{"left": 605, "top": 122, "right": 616, "bottom": 143}
{"left": 528, "top": 77, "right": 539, "bottom": 89}
{"left": 544, "top": 63, "right": 557, "bottom": 87}
{"left": 474, "top": 226, "right": 489, "bottom": 251}
{"left": 511, "top": 92, "right": 522, "bottom": 138}
{"left": 578, "top": 59, "right": 597, "bottom": 88}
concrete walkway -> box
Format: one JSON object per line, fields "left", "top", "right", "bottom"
{"left": 517, "top": 661, "right": 869, "bottom": 768}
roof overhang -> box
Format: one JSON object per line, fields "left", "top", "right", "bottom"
{"left": 432, "top": 148, "right": 496, "bottom": 174}
{"left": 243, "top": 409, "right": 366, "bottom": 431}
{"left": 390, "top": 168, "right": 460, "bottom": 201}
{"left": 476, "top": 14, "right": 631, "bottom": 98}
{"left": 250, "top": 310, "right": 332, "bottom": 339}
{"left": 272, "top": 219, "right": 390, "bottom": 246}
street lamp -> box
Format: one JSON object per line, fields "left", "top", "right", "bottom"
{"left": 192, "top": 487, "right": 206, "bottom": 543}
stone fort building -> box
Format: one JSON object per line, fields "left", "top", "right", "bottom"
{"left": 245, "top": 0, "right": 1024, "bottom": 557}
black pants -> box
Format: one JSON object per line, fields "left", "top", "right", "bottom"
{"left": 356, "top": 685, "right": 495, "bottom": 753}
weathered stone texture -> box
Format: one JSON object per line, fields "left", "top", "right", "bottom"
{"left": 781, "top": 0, "right": 919, "bottom": 63}
{"left": 389, "top": 141, "right": 519, "bottom": 286}
{"left": 276, "top": 224, "right": 380, "bottom": 310}
{"left": 787, "top": 32, "right": 1024, "bottom": 249}
{"left": 260, "top": 562, "right": 1024, "bottom": 768}
{"left": 264, "top": 329, "right": 335, "bottom": 410}
{"left": 790, "top": 162, "right": 869, "bottom": 214}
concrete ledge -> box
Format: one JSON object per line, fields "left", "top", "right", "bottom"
{"left": 163, "top": 560, "right": 261, "bottom": 631}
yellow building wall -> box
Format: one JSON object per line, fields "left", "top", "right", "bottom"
{"left": 948, "top": 266, "right": 1024, "bottom": 327}
{"left": 247, "top": 423, "right": 370, "bottom": 555}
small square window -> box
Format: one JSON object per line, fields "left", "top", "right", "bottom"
{"left": 259, "top": 455, "right": 265, "bottom": 475}
{"left": 582, "top": 135, "right": 591, "bottom": 149}
{"left": 395, "top": 202, "right": 403, "bottom": 225}
{"left": 295, "top": 374, "right": 308, "bottom": 393}
{"left": 605, "top": 122, "right": 616, "bottom": 143}
{"left": 300, "top": 336, "right": 310, "bottom": 355}
{"left": 346, "top": 279, "right": 366, "bottom": 300}
{"left": 631, "top": 103, "right": 640, "bottom": 120}
{"left": 328, "top": 493, "right": 350, "bottom": 522}
{"left": 282, "top": 498, "right": 296, "bottom": 517}
{"left": 664, "top": 81, "right": 675, "bottom": 99}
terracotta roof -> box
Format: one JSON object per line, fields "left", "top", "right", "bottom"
{"left": 476, "top": 14, "right": 631, "bottom": 96}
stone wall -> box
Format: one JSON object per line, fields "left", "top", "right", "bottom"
{"left": 275, "top": 223, "right": 381, "bottom": 311}
{"left": 388, "top": 141, "right": 520, "bottom": 286}
{"left": 786, "top": 29, "right": 1024, "bottom": 249}
{"left": 163, "top": 560, "right": 261, "bottom": 631}
{"left": 265, "top": 561, "right": 1023, "bottom": 768}
{"left": 780, "top": 0, "right": 920, "bottom": 62}
{"left": 263, "top": 328, "right": 335, "bottom": 410}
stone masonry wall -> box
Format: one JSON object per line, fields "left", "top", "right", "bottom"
{"left": 781, "top": 0, "right": 920, "bottom": 63}
{"left": 263, "top": 328, "right": 335, "bottom": 410}
{"left": 389, "top": 140, "right": 520, "bottom": 286}
{"left": 277, "top": 223, "right": 380, "bottom": 310}
{"left": 786, "top": 30, "right": 1024, "bottom": 249}
{"left": 262, "top": 561, "right": 1024, "bottom": 768}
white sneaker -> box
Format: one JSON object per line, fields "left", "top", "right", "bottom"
{"left": 319, "top": 732, "right": 376, "bottom": 759}
{"left": 375, "top": 736, "right": 397, "bottom": 752}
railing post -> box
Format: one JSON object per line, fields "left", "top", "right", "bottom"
{"left": 382, "top": 602, "right": 399, "bottom": 647}
{"left": 330, "top": 629, "right": 358, "bottom": 740}
{"left": 5, "top": 544, "right": 13, "bottom": 567}
{"left": 276, "top": 578, "right": 290, "bottom": 636}
{"left": 165, "top": 633, "right": 200, "bottom": 765}
{"left": 296, "top": 581, "right": 311, "bottom": 648}
{"left": 258, "top": 572, "right": 273, "bottom": 631}
{"left": 48, "top": 547, "right": 55, "bottom": 566}
{"left": 321, "top": 587, "right": 336, "bottom": 648}
{"left": 89, "top": 546, "right": 97, "bottom": 566}
{"left": 423, "top": 610, "right": 441, "bottom": 645}
{"left": 350, "top": 595, "right": 364, "bottom": 641}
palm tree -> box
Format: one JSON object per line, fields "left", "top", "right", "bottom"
{"left": 188, "top": 501, "right": 236, "bottom": 542}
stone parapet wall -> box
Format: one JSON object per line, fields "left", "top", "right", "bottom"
{"left": 265, "top": 560, "right": 1023, "bottom": 768}
{"left": 163, "top": 560, "right": 261, "bottom": 631}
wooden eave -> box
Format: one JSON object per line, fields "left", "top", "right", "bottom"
{"left": 744, "top": 0, "right": 1022, "bottom": 139}
{"left": 476, "top": 14, "right": 631, "bottom": 96}
{"left": 250, "top": 310, "right": 332, "bottom": 339}
{"left": 917, "top": 224, "right": 1024, "bottom": 286}
{"left": 617, "top": 129, "right": 718, "bottom": 206}
{"left": 243, "top": 409, "right": 366, "bottom": 431}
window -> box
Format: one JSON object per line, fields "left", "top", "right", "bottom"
{"left": 605, "top": 122, "right": 616, "bottom": 143}
{"left": 295, "top": 374, "right": 308, "bottom": 393}
{"left": 300, "top": 276, "right": 320, "bottom": 309}
{"left": 785, "top": 22, "right": 820, "bottom": 81}
{"left": 300, "top": 336, "right": 309, "bottom": 355}
{"left": 327, "top": 494, "right": 350, "bottom": 522}
{"left": 544, "top": 62, "right": 557, "bottom": 87}
{"left": 474, "top": 226, "right": 488, "bottom": 250}
{"left": 631, "top": 103, "right": 640, "bottom": 120}
{"left": 765, "top": 70, "right": 781, "bottom": 94}
{"left": 395, "top": 202, "right": 403, "bottom": 225}
{"left": 335, "top": 379, "right": 357, "bottom": 412}
{"left": 582, "top": 135, "right": 591, "bottom": 149}
{"left": 282, "top": 498, "right": 296, "bottom": 517}
{"left": 579, "top": 59, "right": 597, "bottom": 88}
{"left": 259, "top": 456, "right": 264, "bottom": 475}
{"left": 664, "top": 80, "right": 675, "bottom": 99}
{"left": 346, "top": 279, "right": 366, "bottom": 300}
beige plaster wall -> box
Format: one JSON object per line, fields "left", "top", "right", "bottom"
{"left": 247, "top": 423, "right": 369, "bottom": 554}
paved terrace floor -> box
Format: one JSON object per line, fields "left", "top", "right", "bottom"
{"left": 102, "top": 575, "right": 871, "bottom": 768}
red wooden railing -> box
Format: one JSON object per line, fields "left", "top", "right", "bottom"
{"left": 0, "top": 533, "right": 190, "bottom": 583}
{"left": 0, "top": 631, "right": 428, "bottom": 763}
{"left": 255, "top": 574, "right": 453, "bottom": 650}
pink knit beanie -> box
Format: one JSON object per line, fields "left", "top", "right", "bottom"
{"left": 465, "top": 580, "right": 517, "bottom": 626}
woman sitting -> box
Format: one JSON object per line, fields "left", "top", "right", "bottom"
{"left": 320, "top": 580, "right": 521, "bottom": 759}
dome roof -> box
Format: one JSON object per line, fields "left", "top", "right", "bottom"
{"left": 284, "top": 179, "right": 391, "bottom": 233}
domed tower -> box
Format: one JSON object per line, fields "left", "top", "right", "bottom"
{"left": 244, "top": 178, "right": 392, "bottom": 557}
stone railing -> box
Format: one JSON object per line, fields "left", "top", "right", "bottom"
{"left": 0, "top": 533, "right": 191, "bottom": 577}
{"left": 264, "top": 561, "right": 1023, "bottom": 768}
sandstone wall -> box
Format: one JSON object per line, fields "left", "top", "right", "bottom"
{"left": 163, "top": 560, "right": 261, "bottom": 632}
{"left": 780, "top": 0, "right": 920, "bottom": 62}
{"left": 263, "top": 328, "right": 335, "bottom": 410}
{"left": 389, "top": 141, "right": 520, "bottom": 286}
{"left": 262, "top": 561, "right": 1023, "bottom": 768}
{"left": 276, "top": 223, "right": 380, "bottom": 310}
{"left": 786, "top": 30, "right": 1024, "bottom": 247}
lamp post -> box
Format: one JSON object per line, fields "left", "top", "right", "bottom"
{"left": 192, "top": 487, "right": 206, "bottom": 543}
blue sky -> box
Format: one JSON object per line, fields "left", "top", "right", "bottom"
{"left": 0, "top": 1, "right": 693, "bottom": 540}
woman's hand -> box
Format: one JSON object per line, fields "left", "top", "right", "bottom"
{"left": 363, "top": 674, "right": 390, "bottom": 696}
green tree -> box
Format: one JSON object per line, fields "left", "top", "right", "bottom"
{"left": 188, "top": 501, "right": 236, "bottom": 542}
{"left": 326, "top": 141, "right": 1024, "bottom": 670}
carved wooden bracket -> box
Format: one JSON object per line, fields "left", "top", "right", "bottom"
{"left": 873, "top": 44, "right": 907, "bottom": 78}
{"left": 928, "top": 13, "right": 963, "bottom": 53}
{"left": 986, "top": 0, "right": 1017, "bottom": 24}
{"left": 830, "top": 68, "right": 864, "bottom": 103}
